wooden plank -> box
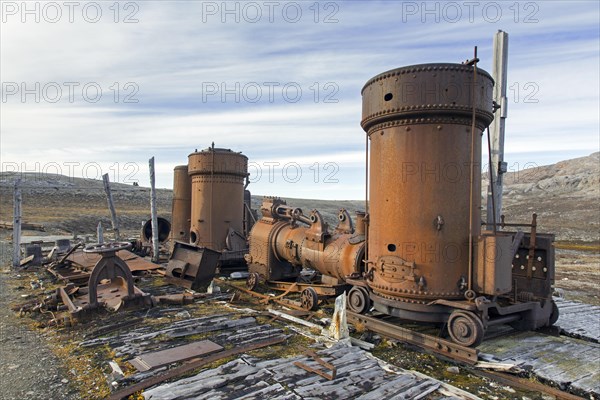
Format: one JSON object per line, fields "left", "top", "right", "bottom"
{"left": 12, "top": 179, "right": 21, "bottom": 268}
{"left": 109, "top": 336, "right": 286, "bottom": 400}
{"left": 65, "top": 248, "right": 160, "bottom": 272}
{"left": 19, "top": 254, "right": 34, "bottom": 266}
{"left": 130, "top": 340, "right": 223, "bottom": 371}
{"left": 148, "top": 157, "right": 159, "bottom": 262}
{"left": 102, "top": 173, "right": 120, "bottom": 240}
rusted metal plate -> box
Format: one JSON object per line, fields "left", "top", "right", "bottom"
{"left": 166, "top": 242, "right": 221, "bottom": 291}
{"left": 129, "top": 340, "right": 223, "bottom": 372}
{"left": 66, "top": 248, "right": 160, "bottom": 272}
{"left": 121, "top": 256, "right": 162, "bottom": 272}
{"left": 47, "top": 265, "right": 90, "bottom": 283}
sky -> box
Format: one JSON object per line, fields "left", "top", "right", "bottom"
{"left": 1, "top": 0, "right": 599, "bottom": 199}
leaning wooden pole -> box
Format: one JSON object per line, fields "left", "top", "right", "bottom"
{"left": 102, "top": 174, "right": 120, "bottom": 240}
{"left": 12, "top": 179, "right": 22, "bottom": 268}
{"left": 149, "top": 157, "right": 159, "bottom": 262}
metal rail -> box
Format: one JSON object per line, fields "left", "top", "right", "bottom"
{"left": 346, "top": 311, "right": 479, "bottom": 365}
{"left": 471, "top": 369, "right": 585, "bottom": 400}
{"left": 215, "top": 278, "right": 307, "bottom": 311}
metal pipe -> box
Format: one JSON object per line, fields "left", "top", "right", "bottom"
{"left": 486, "top": 126, "right": 498, "bottom": 234}
{"left": 364, "top": 131, "right": 369, "bottom": 272}
{"left": 487, "top": 30, "right": 509, "bottom": 230}
{"left": 210, "top": 142, "right": 215, "bottom": 248}
{"left": 467, "top": 46, "right": 478, "bottom": 293}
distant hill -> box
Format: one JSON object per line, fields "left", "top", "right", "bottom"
{"left": 1, "top": 153, "right": 598, "bottom": 242}
{"left": 483, "top": 152, "right": 599, "bottom": 242}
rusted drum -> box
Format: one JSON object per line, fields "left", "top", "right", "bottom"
{"left": 361, "top": 63, "right": 494, "bottom": 320}
{"left": 188, "top": 147, "right": 248, "bottom": 251}
{"left": 171, "top": 165, "right": 191, "bottom": 243}
{"left": 142, "top": 217, "right": 171, "bottom": 243}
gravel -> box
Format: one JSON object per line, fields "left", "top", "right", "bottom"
{"left": 0, "top": 241, "right": 77, "bottom": 400}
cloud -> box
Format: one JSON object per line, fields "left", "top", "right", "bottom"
{"left": 1, "top": 1, "right": 598, "bottom": 199}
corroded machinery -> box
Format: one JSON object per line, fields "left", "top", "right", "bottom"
{"left": 245, "top": 62, "right": 558, "bottom": 346}
{"left": 362, "top": 63, "right": 493, "bottom": 306}
{"left": 357, "top": 63, "right": 557, "bottom": 346}
{"left": 246, "top": 197, "right": 366, "bottom": 310}
{"left": 188, "top": 146, "right": 249, "bottom": 253}
{"left": 167, "top": 146, "right": 252, "bottom": 285}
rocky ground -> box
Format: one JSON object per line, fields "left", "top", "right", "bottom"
{"left": 483, "top": 152, "right": 599, "bottom": 244}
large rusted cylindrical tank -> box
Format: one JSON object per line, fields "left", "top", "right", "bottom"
{"left": 188, "top": 147, "right": 248, "bottom": 251}
{"left": 171, "top": 165, "right": 191, "bottom": 243}
{"left": 361, "top": 63, "right": 494, "bottom": 314}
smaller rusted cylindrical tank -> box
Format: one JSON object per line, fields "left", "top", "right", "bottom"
{"left": 188, "top": 147, "right": 248, "bottom": 251}
{"left": 170, "top": 165, "right": 191, "bottom": 243}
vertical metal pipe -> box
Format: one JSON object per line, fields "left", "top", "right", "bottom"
{"left": 467, "top": 46, "right": 478, "bottom": 292}
{"left": 486, "top": 127, "right": 498, "bottom": 234}
{"left": 210, "top": 142, "right": 215, "bottom": 248}
{"left": 487, "top": 30, "right": 509, "bottom": 230}
{"left": 364, "top": 131, "right": 369, "bottom": 267}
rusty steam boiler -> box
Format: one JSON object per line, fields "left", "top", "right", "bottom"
{"left": 246, "top": 62, "right": 557, "bottom": 346}
{"left": 188, "top": 146, "right": 249, "bottom": 254}
{"left": 245, "top": 197, "right": 366, "bottom": 310}
{"left": 168, "top": 145, "right": 253, "bottom": 277}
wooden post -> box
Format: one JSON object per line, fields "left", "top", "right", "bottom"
{"left": 487, "top": 30, "right": 509, "bottom": 230}
{"left": 12, "top": 179, "right": 22, "bottom": 268}
{"left": 97, "top": 222, "right": 104, "bottom": 244}
{"left": 149, "top": 157, "right": 159, "bottom": 262}
{"left": 102, "top": 173, "right": 120, "bottom": 240}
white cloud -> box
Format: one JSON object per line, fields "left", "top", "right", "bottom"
{"left": 1, "top": 1, "right": 598, "bottom": 200}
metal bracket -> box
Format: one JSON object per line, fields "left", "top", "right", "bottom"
{"left": 293, "top": 348, "right": 337, "bottom": 380}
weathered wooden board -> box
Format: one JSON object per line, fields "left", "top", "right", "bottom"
{"left": 142, "top": 344, "right": 476, "bottom": 400}
{"left": 130, "top": 340, "right": 223, "bottom": 371}
{"left": 479, "top": 331, "right": 600, "bottom": 397}
{"left": 555, "top": 298, "right": 600, "bottom": 343}
{"left": 66, "top": 248, "right": 161, "bottom": 272}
